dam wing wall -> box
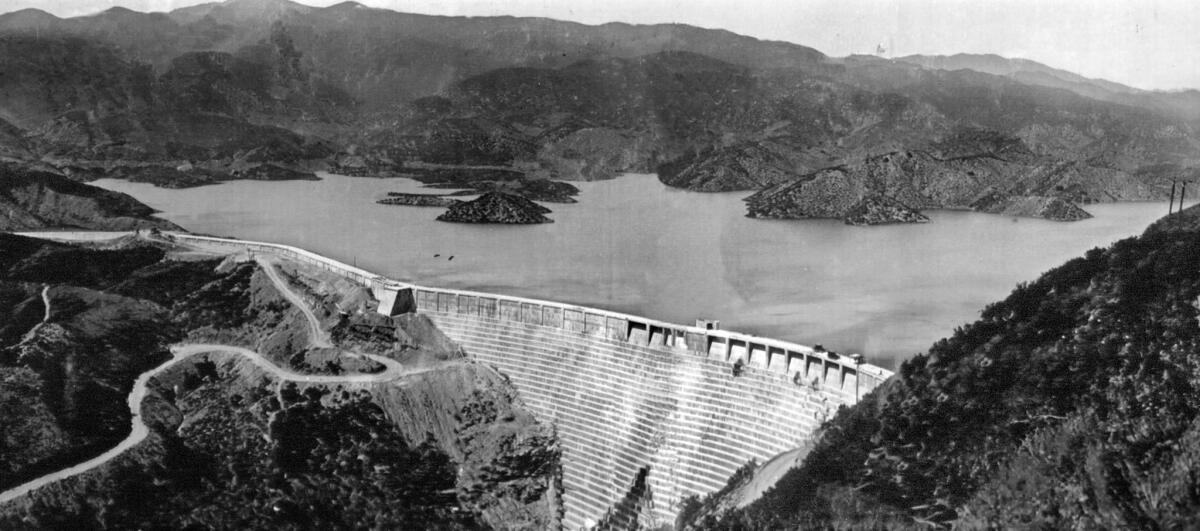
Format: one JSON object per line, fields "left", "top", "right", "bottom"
{"left": 167, "top": 232, "right": 893, "bottom": 529}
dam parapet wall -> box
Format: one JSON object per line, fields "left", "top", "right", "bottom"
{"left": 167, "top": 232, "right": 894, "bottom": 529}
{"left": 168, "top": 233, "right": 387, "bottom": 288}
{"left": 410, "top": 288, "right": 888, "bottom": 398}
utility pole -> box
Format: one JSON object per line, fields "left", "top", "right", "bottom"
{"left": 1169, "top": 181, "right": 1177, "bottom": 214}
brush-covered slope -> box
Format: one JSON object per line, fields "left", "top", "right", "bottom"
{"left": 0, "top": 165, "right": 181, "bottom": 230}
{"left": 0, "top": 33, "right": 334, "bottom": 182}
{"left": 742, "top": 129, "right": 1163, "bottom": 223}
{"left": 0, "top": 0, "right": 1193, "bottom": 209}
{"left": 683, "top": 204, "right": 1200, "bottom": 528}
{"left": 0, "top": 235, "right": 562, "bottom": 528}
{"left": 0, "top": 0, "right": 829, "bottom": 109}
{"left": 0, "top": 235, "right": 217, "bottom": 493}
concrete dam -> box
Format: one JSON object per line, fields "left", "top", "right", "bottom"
{"left": 168, "top": 234, "right": 893, "bottom": 529}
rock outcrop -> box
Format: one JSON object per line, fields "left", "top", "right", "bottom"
{"left": 373, "top": 360, "right": 561, "bottom": 529}
{"left": 436, "top": 192, "right": 553, "bottom": 224}
{"left": 744, "top": 167, "right": 869, "bottom": 222}
{"left": 844, "top": 195, "right": 931, "bottom": 225}
{"left": 971, "top": 194, "right": 1093, "bottom": 221}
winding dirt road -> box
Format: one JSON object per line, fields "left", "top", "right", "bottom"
{"left": 0, "top": 343, "right": 410, "bottom": 504}
{"left": 256, "top": 255, "right": 405, "bottom": 373}
{"left": 15, "top": 285, "right": 50, "bottom": 349}
{"left": 38, "top": 286, "right": 49, "bottom": 323}
{"left": 256, "top": 256, "right": 334, "bottom": 349}
{"left": 0, "top": 255, "right": 407, "bottom": 504}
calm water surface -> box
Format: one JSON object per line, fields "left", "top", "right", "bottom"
{"left": 94, "top": 173, "right": 1187, "bottom": 369}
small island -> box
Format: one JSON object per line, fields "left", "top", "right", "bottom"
{"left": 426, "top": 178, "right": 581, "bottom": 203}
{"left": 376, "top": 192, "right": 462, "bottom": 207}
{"left": 436, "top": 192, "right": 554, "bottom": 224}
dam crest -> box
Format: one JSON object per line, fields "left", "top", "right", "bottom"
{"left": 166, "top": 233, "right": 893, "bottom": 529}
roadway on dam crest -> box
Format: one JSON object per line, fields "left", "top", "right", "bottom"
{"left": 0, "top": 250, "right": 409, "bottom": 505}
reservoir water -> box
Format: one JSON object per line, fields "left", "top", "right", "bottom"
{"left": 94, "top": 173, "right": 1186, "bottom": 369}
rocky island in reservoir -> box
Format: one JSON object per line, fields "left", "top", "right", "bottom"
{"left": 436, "top": 192, "right": 554, "bottom": 224}
{"left": 424, "top": 177, "right": 581, "bottom": 204}
{"left": 378, "top": 169, "right": 580, "bottom": 212}
{"left": 457, "top": 179, "right": 580, "bottom": 203}
{"left": 376, "top": 193, "right": 462, "bottom": 207}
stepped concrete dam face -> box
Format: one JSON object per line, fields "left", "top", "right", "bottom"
{"left": 161, "top": 233, "right": 893, "bottom": 530}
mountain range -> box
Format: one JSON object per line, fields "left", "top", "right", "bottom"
{"left": 0, "top": 0, "right": 1196, "bottom": 223}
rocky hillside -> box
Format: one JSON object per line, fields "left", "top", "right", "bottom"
{"left": 682, "top": 205, "right": 1200, "bottom": 528}
{"left": 972, "top": 194, "right": 1092, "bottom": 221}
{"left": 0, "top": 165, "right": 181, "bottom": 230}
{"left": 658, "top": 143, "right": 801, "bottom": 192}
{"left": 0, "top": 235, "right": 562, "bottom": 528}
{"left": 743, "top": 129, "right": 1161, "bottom": 223}
{"left": 843, "top": 195, "right": 930, "bottom": 226}
{"left": 0, "top": 0, "right": 828, "bottom": 105}
{"left": 0, "top": 32, "right": 333, "bottom": 185}
{"left": 0, "top": 0, "right": 1193, "bottom": 221}
{"left": 0, "top": 235, "right": 212, "bottom": 493}
{"left": 436, "top": 192, "right": 554, "bottom": 224}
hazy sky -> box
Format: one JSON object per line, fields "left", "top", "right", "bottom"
{"left": 5, "top": 0, "right": 1199, "bottom": 91}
